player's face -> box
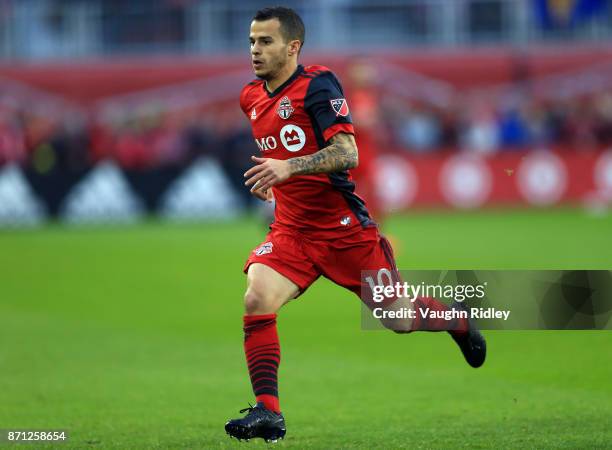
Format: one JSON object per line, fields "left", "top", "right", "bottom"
{"left": 249, "top": 19, "right": 289, "bottom": 80}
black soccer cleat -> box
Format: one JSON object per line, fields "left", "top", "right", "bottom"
{"left": 225, "top": 402, "right": 286, "bottom": 443}
{"left": 450, "top": 301, "right": 487, "bottom": 368}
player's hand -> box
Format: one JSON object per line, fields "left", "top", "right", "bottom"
{"left": 250, "top": 184, "right": 274, "bottom": 202}
{"left": 244, "top": 156, "right": 291, "bottom": 192}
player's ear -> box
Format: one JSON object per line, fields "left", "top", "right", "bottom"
{"left": 288, "top": 39, "right": 301, "bottom": 57}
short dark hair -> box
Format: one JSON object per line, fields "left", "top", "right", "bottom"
{"left": 253, "top": 6, "right": 305, "bottom": 50}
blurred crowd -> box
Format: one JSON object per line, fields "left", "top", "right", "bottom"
{"left": 381, "top": 90, "right": 612, "bottom": 154}
{"left": 0, "top": 102, "right": 254, "bottom": 172}
{"left": 1, "top": 84, "right": 612, "bottom": 175}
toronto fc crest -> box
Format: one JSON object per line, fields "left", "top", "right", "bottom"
{"left": 277, "top": 96, "right": 294, "bottom": 119}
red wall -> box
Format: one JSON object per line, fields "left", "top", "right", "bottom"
{"left": 374, "top": 150, "right": 612, "bottom": 210}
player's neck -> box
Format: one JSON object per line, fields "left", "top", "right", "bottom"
{"left": 265, "top": 61, "right": 298, "bottom": 93}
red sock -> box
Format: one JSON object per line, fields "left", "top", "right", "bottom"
{"left": 243, "top": 314, "right": 281, "bottom": 413}
{"left": 411, "top": 297, "right": 468, "bottom": 337}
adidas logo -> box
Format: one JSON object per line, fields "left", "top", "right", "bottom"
{"left": 251, "top": 108, "right": 257, "bottom": 120}
{"left": 0, "top": 164, "right": 46, "bottom": 226}
{"left": 160, "top": 157, "right": 243, "bottom": 220}
{"left": 60, "top": 161, "right": 143, "bottom": 224}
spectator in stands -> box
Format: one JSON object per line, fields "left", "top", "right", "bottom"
{"left": 0, "top": 109, "right": 26, "bottom": 165}
{"left": 395, "top": 102, "right": 441, "bottom": 153}
{"left": 460, "top": 99, "right": 499, "bottom": 153}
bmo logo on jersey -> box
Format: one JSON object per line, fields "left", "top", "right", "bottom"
{"left": 254, "top": 124, "right": 306, "bottom": 153}
{"left": 280, "top": 124, "right": 306, "bottom": 152}
{"left": 255, "top": 136, "right": 278, "bottom": 152}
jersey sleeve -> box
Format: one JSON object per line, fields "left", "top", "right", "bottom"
{"left": 304, "top": 71, "right": 355, "bottom": 142}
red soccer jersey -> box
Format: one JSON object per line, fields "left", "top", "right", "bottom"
{"left": 240, "top": 64, "right": 375, "bottom": 239}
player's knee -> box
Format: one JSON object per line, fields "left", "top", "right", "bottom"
{"left": 243, "top": 289, "right": 264, "bottom": 314}
{"left": 244, "top": 286, "right": 279, "bottom": 315}
{"left": 379, "top": 318, "right": 413, "bottom": 334}
{"left": 392, "top": 328, "right": 412, "bottom": 334}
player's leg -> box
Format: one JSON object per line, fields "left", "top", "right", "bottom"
{"left": 226, "top": 230, "right": 320, "bottom": 442}
{"left": 369, "top": 236, "right": 486, "bottom": 368}
{"left": 225, "top": 263, "right": 299, "bottom": 442}
{"left": 320, "top": 228, "right": 486, "bottom": 367}
{"left": 242, "top": 263, "right": 298, "bottom": 413}
{"left": 244, "top": 262, "right": 300, "bottom": 314}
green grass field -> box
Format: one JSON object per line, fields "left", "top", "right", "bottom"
{"left": 1, "top": 208, "right": 611, "bottom": 449}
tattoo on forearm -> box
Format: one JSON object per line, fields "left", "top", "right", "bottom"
{"left": 288, "top": 133, "right": 358, "bottom": 176}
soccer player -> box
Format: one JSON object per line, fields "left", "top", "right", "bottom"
{"left": 225, "top": 7, "right": 486, "bottom": 443}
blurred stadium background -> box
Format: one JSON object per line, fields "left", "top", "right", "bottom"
{"left": 1, "top": 1, "right": 612, "bottom": 448}
{"left": 1, "top": 0, "right": 612, "bottom": 222}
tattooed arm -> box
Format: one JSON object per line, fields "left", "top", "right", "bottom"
{"left": 288, "top": 132, "right": 358, "bottom": 175}
{"left": 243, "top": 132, "right": 358, "bottom": 195}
